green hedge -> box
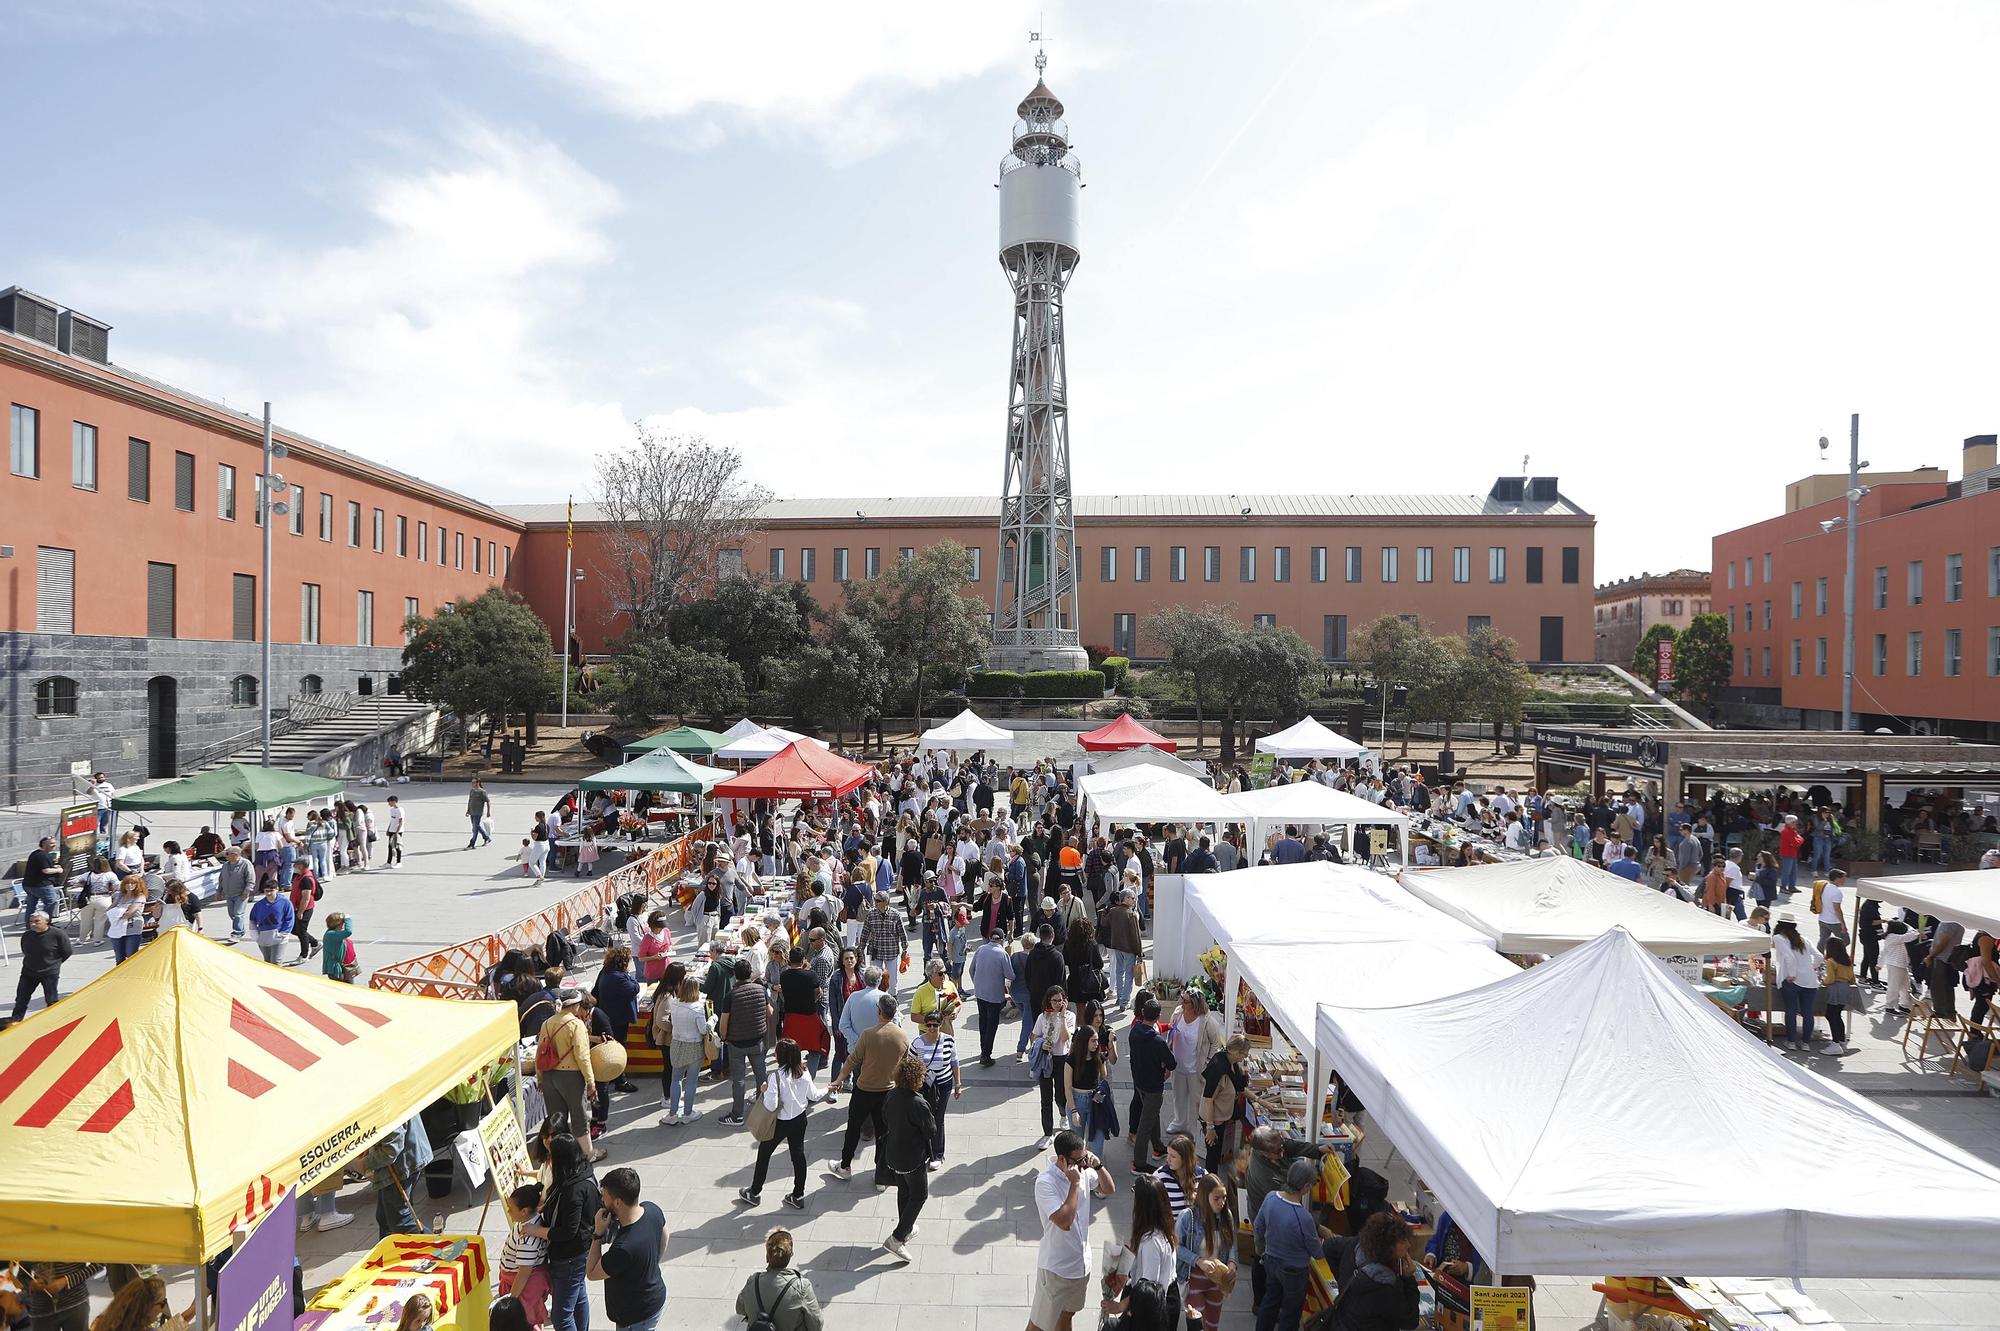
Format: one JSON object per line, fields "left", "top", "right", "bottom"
{"left": 1021, "top": 669, "right": 1106, "bottom": 698}
{"left": 968, "top": 670, "right": 1025, "bottom": 699}
{"left": 1101, "top": 656, "right": 1130, "bottom": 692}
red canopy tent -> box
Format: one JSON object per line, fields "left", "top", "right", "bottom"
{"left": 1078, "top": 713, "right": 1177, "bottom": 752}
{"left": 711, "top": 740, "right": 874, "bottom": 800}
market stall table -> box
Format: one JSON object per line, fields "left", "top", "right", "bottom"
{"left": 305, "top": 1233, "right": 490, "bottom": 1331}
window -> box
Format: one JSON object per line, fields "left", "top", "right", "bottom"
{"left": 1726, "top": 563, "right": 1735, "bottom": 590}
{"left": 404, "top": 597, "right": 420, "bottom": 644}
{"left": 1727, "top": 607, "right": 1735, "bottom": 633}
{"left": 1762, "top": 600, "right": 1772, "bottom": 630}
{"left": 34, "top": 676, "right": 78, "bottom": 717}
{"left": 217, "top": 464, "right": 237, "bottom": 520}
{"left": 1813, "top": 577, "right": 1827, "bottom": 616}
{"left": 174, "top": 451, "right": 195, "bottom": 511}
{"left": 1273, "top": 546, "right": 1290, "bottom": 583}
{"left": 252, "top": 474, "right": 265, "bottom": 529}
{"left": 962, "top": 546, "right": 979, "bottom": 582}
{"left": 1488, "top": 547, "right": 1507, "bottom": 583}
{"left": 397, "top": 515, "right": 409, "bottom": 557}
{"left": 833, "top": 548, "right": 850, "bottom": 581}
{"left": 1762, "top": 552, "right": 1772, "bottom": 581}
{"left": 717, "top": 549, "right": 743, "bottom": 579}
{"left": 1112, "top": 612, "right": 1137, "bottom": 656}
{"left": 1380, "top": 546, "right": 1399, "bottom": 583}
{"left": 10, "top": 404, "right": 41, "bottom": 477}
{"left": 35, "top": 546, "right": 75, "bottom": 632}
{"left": 1134, "top": 546, "right": 1151, "bottom": 582}
{"left": 1743, "top": 557, "right": 1753, "bottom": 586}
{"left": 1252, "top": 613, "right": 1277, "bottom": 629}
{"left": 1873, "top": 633, "right": 1887, "bottom": 676}
{"left": 1990, "top": 547, "right": 2000, "bottom": 597}
{"left": 435, "top": 526, "right": 447, "bottom": 563}
{"left": 1907, "top": 631, "right": 1923, "bottom": 676}
{"left": 1907, "top": 560, "right": 1924, "bottom": 606}
{"left": 1311, "top": 547, "right": 1327, "bottom": 582}
{"left": 1789, "top": 640, "right": 1801, "bottom": 676}
{"left": 1322, "top": 614, "right": 1348, "bottom": 661}
{"left": 1814, "top": 637, "right": 1827, "bottom": 676}
{"left": 504, "top": 546, "right": 511, "bottom": 576}
{"left": 417, "top": 521, "right": 428, "bottom": 562}
{"left": 1991, "top": 627, "right": 2000, "bottom": 677}
{"left": 1944, "top": 628, "right": 1962, "bottom": 677}
{"left": 1946, "top": 553, "right": 1963, "bottom": 602}
{"left": 1101, "top": 547, "right": 1117, "bottom": 582}
{"left": 319, "top": 494, "right": 333, "bottom": 541}
{"left": 372, "top": 509, "right": 385, "bottom": 553}
{"left": 1563, "top": 546, "right": 1581, "bottom": 584}
{"left": 800, "top": 548, "right": 817, "bottom": 582}
{"left": 146, "top": 561, "right": 176, "bottom": 638}
{"left": 71, "top": 422, "right": 97, "bottom": 490}
{"left": 1239, "top": 546, "right": 1256, "bottom": 582}
{"left": 472, "top": 537, "right": 481, "bottom": 573}
{"left": 288, "top": 484, "right": 303, "bottom": 536}
{"left": 356, "top": 590, "right": 375, "bottom": 646}
{"left": 344, "top": 501, "right": 360, "bottom": 546}
{"left": 1415, "top": 547, "right": 1433, "bottom": 583}
{"left": 229, "top": 675, "right": 258, "bottom": 708}
{"left": 865, "top": 548, "right": 881, "bottom": 579}
{"left": 300, "top": 583, "right": 322, "bottom": 644}
{"left": 1760, "top": 646, "right": 1771, "bottom": 676}
{"left": 127, "top": 438, "right": 150, "bottom": 501}
{"left": 300, "top": 674, "right": 323, "bottom": 696}
{"left": 1204, "top": 546, "right": 1221, "bottom": 582}
{"left": 487, "top": 541, "right": 496, "bottom": 577}
{"left": 1467, "top": 615, "right": 1491, "bottom": 636}
{"left": 1742, "top": 647, "right": 1752, "bottom": 676}
{"left": 1525, "top": 546, "right": 1543, "bottom": 584}
{"left": 232, "top": 573, "right": 256, "bottom": 642}
{"left": 899, "top": 547, "right": 914, "bottom": 564}
{"left": 454, "top": 533, "right": 464, "bottom": 569}
{"left": 1873, "top": 567, "right": 1887, "bottom": 609}
{"left": 1169, "top": 546, "right": 1187, "bottom": 582}
{"left": 1345, "top": 546, "right": 1363, "bottom": 583}
{"left": 769, "top": 548, "right": 786, "bottom": 580}
{"left": 1791, "top": 581, "right": 1803, "bottom": 618}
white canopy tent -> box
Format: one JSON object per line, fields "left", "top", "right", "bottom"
{"left": 715, "top": 725, "right": 829, "bottom": 762}
{"left": 1232, "top": 781, "right": 1410, "bottom": 866}
{"left": 1314, "top": 927, "right": 2000, "bottom": 1277}
{"left": 1086, "top": 744, "right": 1210, "bottom": 779}
{"left": 1086, "top": 771, "right": 1242, "bottom": 827}
{"left": 1399, "top": 856, "right": 1772, "bottom": 957}
{"left": 1256, "top": 715, "right": 1369, "bottom": 760}
{"left": 719, "top": 717, "right": 766, "bottom": 741}
{"left": 918, "top": 708, "right": 1017, "bottom": 752}
{"left": 1856, "top": 869, "right": 2000, "bottom": 936}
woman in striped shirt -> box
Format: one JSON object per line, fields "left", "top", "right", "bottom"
{"left": 910, "top": 1009, "right": 962, "bottom": 1168}
{"left": 1153, "top": 1132, "right": 1205, "bottom": 1222}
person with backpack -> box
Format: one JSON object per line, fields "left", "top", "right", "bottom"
{"left": 735, "top": 1227, "right": 823, "bottom": 1331}
{"left": 1251, "top": 1159, "right": 1323, "bottom": 1331}
{"left": 1319, "top": 1211, "right": 1420, "bottom": 1331}
{"left": 321, "top": 912, "right": 359, "bottom": 983}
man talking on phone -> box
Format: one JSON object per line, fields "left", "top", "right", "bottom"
{"left": 1027, "top": 1129, "right": 1116, "bottom": 1331}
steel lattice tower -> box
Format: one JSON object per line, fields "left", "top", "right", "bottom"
{"left": 990, "top": 54, "right": 1089, "bottom": 672}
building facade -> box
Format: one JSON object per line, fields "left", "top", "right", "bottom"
{"left": 2, "top": 294, "right": 522, "bottom": 800}
{"left": 1710, "top": 435, "right": 2000, "bottom": 739}
{"left": 508, "top": 475, "right": 1596, "bottom": 665}
{"left": 1592, "top": 569, "right": 1711, "bottom": 665}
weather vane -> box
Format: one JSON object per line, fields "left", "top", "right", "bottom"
{"left": 1030, "top": 23, "right": 1048, "bottom": 77}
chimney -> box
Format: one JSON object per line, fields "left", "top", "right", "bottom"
{"left": 57, "top": 310, "right": 111, "bottom": 364}
{"left": 1965, "top": 434, "right": 1998, "bottom": 475}
{"left": 0, "top": 286, "right": 59, "bottom": 345}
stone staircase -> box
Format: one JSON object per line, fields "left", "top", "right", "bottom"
{"left": 199, "top": 695, "right": 436, "bottom": 773}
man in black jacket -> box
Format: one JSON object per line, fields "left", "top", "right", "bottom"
{"left": 1024, "top": 925, "right": 1066, "bottom": 1023}
{"left": 11, "top": 910, "right": 72, "bottom": 1023}
{"left": 1126, "top": 993, "right": 1175, "bottom": 1171}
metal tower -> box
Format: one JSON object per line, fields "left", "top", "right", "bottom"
{"left": 990, "top": 48, "right": 1089, "bottom": 672}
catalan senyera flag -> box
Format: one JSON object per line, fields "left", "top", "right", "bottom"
{"left": 566, "top": 495, "right": 573, "bottom": 550}
{"left": 0, "top": 929, "right": 515, "bottom": 1264}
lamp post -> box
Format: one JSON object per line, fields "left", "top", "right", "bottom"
{"left": 256, "top": 403, "right": 291, "bottom": 767}
{"left": 1819, "top": 416, "right": 1865, "bottom": 732}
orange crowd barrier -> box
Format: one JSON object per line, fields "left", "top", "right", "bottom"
{"left": 370, "top": 822, "right": 716, "bottom": 999}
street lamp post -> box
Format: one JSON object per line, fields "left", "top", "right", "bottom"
{"left": 256, "top": 404, "right": 291, "bottom": 767}
{"left": 1840, "top": 414, "right": 1859, "bottom": 732}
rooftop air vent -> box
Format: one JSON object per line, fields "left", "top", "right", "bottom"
{"left": 57, "top": 309, "right": 111, "bottom": 364}
{"left": 1528, "top": 476, "right": 1559, "bottom": 502}
{"left": 1489, "top": 476, "right": 1526, "bottom": 502}
{"left": 0, "top": 287, "right": 59, "bottom": 345}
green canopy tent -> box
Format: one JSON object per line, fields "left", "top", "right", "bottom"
{"left": 622, "top": 726, "right": 730, "bottom": 760}
{"left": 111, "top": 763, "right": 344, "bottom": 812}
{"left": 580, "top": 748, "right": 730, "bottom": 793}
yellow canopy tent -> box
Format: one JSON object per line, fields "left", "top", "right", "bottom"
{"left": 0, "top": 929, "right": 516, "bottom": 1264}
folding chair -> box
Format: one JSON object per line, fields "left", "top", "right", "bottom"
{"left": 1947, "top": 1018, "right": 1996, "bottom": 1085}
{"left": 1901, "top": 997, "right": 1963, "bottom": 1062}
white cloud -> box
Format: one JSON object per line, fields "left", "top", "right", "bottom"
{"left": 50, "top": 123, "right": 633, "bottom": 494}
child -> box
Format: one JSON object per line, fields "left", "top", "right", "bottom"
{"left": 499, "top": 1183, "right": 550, "bottom": 1327}
{"left": 1883, "top": 919, "right": 1915, "bottom": 1013}
{"left": 577, "top": 829, "right": 600, "bottom": 878}
{"left": 518, "top": 839, "right": 536, "bottom": 878}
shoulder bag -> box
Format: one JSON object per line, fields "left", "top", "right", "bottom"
{"left": 746, "top": 1079, "right": 779, "bottom": 1142}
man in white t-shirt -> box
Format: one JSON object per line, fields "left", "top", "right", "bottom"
{"left": 1028, "top": 1130, "right": 1115, "bottom": 1331}
{"left": 1816, "top": 868, "right": 1847, "bottom": 946}
{"left": 384, "top": 795, "right": 406, "bottom": 868}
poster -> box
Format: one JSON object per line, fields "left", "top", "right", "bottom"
{"left": 216, "top": 1190, "right": 296, "bottom": 1331}
{"left": 1470, "top": 1284, "right": 1532, "bottom": 1331}
{"left": 59, "top": 803, "right": 98, "bottom": 878}
{"left": 1661, "top": 955, "right": 1704, "bottom": 984}
{"left": 1248, "top": 753, "right": 1276, "bottom": 789}
{"left": 477, "top": 1098, "right": 533, "bottom": 1195}
{"left": 1367, "top": 828, "right": 1390, "bottom": 857}
{"left": 1657, "top": 639, "right": 1675, "bottom": 687}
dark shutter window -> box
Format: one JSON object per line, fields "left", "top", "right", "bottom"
{"left": 1525, "top": 547, "right": 1544, "bottom": 584}
{"left": 173, "top": 451, "right": 195, "bottom": 511}
{"left": 1562, "top": 546, "right": 1580, "bottom": 584}
{"left": 1323, "top": 614, "right": 1348, "bottom": 661}
{"left": 147, "top": 562, "right": 177, "bottom": 638}
{"left": 127, "top": 438, "right": 151, "bottom": 501}
{"left": 232, "top": 573, "right": 256, "bottom": 641}
{"left": 36, "top": 546, "right": 75, "bottom": 633}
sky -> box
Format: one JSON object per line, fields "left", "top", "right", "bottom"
{"left": 8, "top": 0, "right": 2000, "bottom": 582}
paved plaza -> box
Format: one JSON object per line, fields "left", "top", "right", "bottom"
{"left": 9, "top": 778, "right": 2000, "bottom": 1330}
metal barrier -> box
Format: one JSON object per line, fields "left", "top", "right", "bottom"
{"left": 368, "top": 822, "right": 715, "bottom": 999}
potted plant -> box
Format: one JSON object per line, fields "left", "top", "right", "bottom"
{"left": 1838, "top": 827, "right": 1884, "bottom": 879}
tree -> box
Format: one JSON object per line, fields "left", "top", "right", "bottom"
{"left": 1208, "top": 623, "right": 1318, "bottom": 763}
{"left": 1630, "top": 622, "right": 1680, "bottom": 687}
{"left": 1142, "top": 604, "right": 1237, "bottom": 748}
{"left": 591, "top": 428, "right": 771, "bottom": 639}
{"left": 1461, "top": 627, "right": 1534, "bottom": 752}
{"left": 668, "top": 574, "right": 817, "bottom": 694}
{"left": 598, "top": 635, "right": 745, "bottom": 729}
{"left": 774, "top": 611, "right": 887, "bottom": 746}
{"left": 1354, "top": 615, "right": 1458, "bottom": 756}
{"left": 400, "top": 589, "right": 557, "bottom": 751}
{"left": 844, "top": 543, "right": 991, "bottom": 731}
{"left": 1669, "top": 612, "right": 1733, "bottom": 711}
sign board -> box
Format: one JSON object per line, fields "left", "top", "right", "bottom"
{"left": 1248, "top": 753, "right": 1276, "bottom": 790}
{"left": 1662, "top": 954, "right": 1704, "bottom": 984}
{"left": 1656, "top": 638, "right": 1675, "bottom": 687}
{"left": 1470, "top": 1285, "right": 1532, "bottom": 1331}
{"left": 1367, "top": 828, "right": 1390, "bottom": 857}
{"left": 58, "top": 802, "right": 98, "bottom": 878}
{"left": 1530, "top": 727, "right": 1668, "bottom": 769}
{"left": 69, "top": 760, "right": 92, "bottom": 780}
{"left": 216, "top": 1189, "right": 297, "bottom": 1331}
{"left": 478, "top": 1097, "right": 534, "bottom": 1195}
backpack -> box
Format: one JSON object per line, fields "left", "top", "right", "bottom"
{"left": 747, "top": 1270, "right": 794, "bottom": 1331}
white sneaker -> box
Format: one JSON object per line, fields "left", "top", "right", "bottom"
{"left": 1036, "top": 1134, "right": 1052, "bottom": 1150}
{"left": 1842, "top": 1044, "right": 1857, "bottom": 1055}
{"left": 318, "top": 1211, "right": 355, "bottom": 1231}
{"left": 829, "top": 1163, "right": 852, "bottom": 1180}
{"left": 883, "top": 1236, "right": 909, "bottom": 1261}
{"left": 298, "top": 1213, "right": 316, "bottom": 1233}
{"left": 1821, "top": 1042, "right": 1844, "bottom": 1055}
